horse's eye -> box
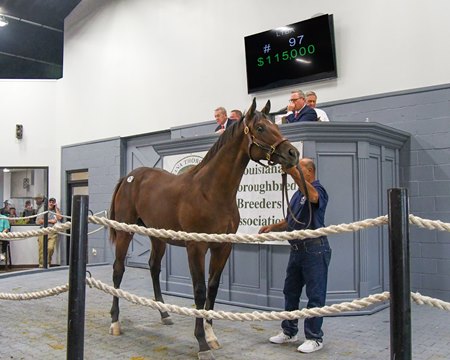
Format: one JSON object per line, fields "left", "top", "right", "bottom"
{"left": 256, "top": 125, "right": 264, "bottom": 133}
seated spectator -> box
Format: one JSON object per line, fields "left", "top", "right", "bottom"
{"left": 0, "top": 200, "right": 13, "bottom": 216}
{"left": 305, "top": 91, "right": 330, "bottom": 122}
{"left": 0, "top": 213, "right": 10, "bottom": 262}
{"left": 21, "top": 200, "right": 36, "bottom": 224}
{"left": 285, "top": 90, "right": 318, "bottom": 123}
{"left": 8, "top": 207, "right": 18, "bottom": 225}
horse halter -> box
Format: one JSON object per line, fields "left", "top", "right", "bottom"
{"left": 243, "top": 115, "right": 288, "bottom": 167}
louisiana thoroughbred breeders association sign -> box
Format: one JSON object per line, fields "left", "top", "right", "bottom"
{"left": 163, "top": 142, "right": 302, "bottom": 236}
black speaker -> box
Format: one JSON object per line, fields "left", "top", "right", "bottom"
{"left": 16, "top": 124, "right": 23, "bottom": 139}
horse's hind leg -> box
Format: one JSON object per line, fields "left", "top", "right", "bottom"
{"left": 149, "top": 238, "right": 173, "bottom": 325}
{"left": 204, "top": 244, "right": 233, "bottom": 350}
{"left": 109, "top": 231, "right": 133, "bottom": 336}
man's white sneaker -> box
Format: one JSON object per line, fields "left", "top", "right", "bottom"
{"left": 297, "top": 339, "right": 323, "bottom": 353}
{"left": 269, "top": 332, "right": 298, "bottom": 344}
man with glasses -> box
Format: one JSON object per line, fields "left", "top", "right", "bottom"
{"left": 285, "top": 90, "right": 318, "bottom": 123}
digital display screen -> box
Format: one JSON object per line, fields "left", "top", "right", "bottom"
{"left": 244, "top": 14, "right": 337, "bottom": 93}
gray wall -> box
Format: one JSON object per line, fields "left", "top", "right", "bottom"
{"left": 60, "top": 137, "right": 123, "bottom": 265}
{"left": 320, "top": 84, "right": 450, "bottom": 301}
{"left": 60, "top": 83, "right": 450, "bottom": 303}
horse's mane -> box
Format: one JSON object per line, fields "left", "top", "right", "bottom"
{"left": 188, "top": 117, "right": 244, "bottom": 174}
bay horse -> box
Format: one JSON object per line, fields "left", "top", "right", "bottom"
{"left": 109, "top": 98, "right": 299, "bottom": 360}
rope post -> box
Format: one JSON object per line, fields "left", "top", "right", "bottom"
{"left": 388, "top": 188, "right": 411, "bottom": 360}
{"left": 67, "top": 195, "right": 89, "bottom": 360}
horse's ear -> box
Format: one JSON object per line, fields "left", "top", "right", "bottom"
{"left": 246, "top": 98, "right": 257, "bottom": 119}
{"left": 261, "top": 100, "right": 271, "bottom": 115}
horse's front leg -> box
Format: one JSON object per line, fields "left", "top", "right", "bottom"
{"left": 187, "top": 245, "right": 215, "bottom": 360}
{"left": 204, "top": 243, "right": 232, "bottom": 350}
{"left": 149, "top": 238, "right": 173, "bottom": 325}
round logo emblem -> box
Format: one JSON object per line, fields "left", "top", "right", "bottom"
{"left": 171, "top": 155, "right": 203, "bottom": 175}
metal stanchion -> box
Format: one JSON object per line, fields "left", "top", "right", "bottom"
{"left": 67, "top": 195, "right": 89, "bottom": 360}
{"left": 388, "top": 188, "right": 411, "bottom": 360}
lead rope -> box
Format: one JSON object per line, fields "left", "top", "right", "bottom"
{"left": 281, "top": 163, "right": 313, "bottom": 229}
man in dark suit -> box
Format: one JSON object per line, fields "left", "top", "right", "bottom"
{"left": 214, "top": 107, "right": 236, "bottom": 133}
{"left": 285, "top": 90, "right": 318, "bottom": 123}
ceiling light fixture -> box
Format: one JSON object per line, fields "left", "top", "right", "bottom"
{"left": 0, "top": 15, "right": 9, "bottom": 27}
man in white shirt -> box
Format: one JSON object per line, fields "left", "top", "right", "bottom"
{"left": 305, "top": 91, "right": 330, "bottom": 122}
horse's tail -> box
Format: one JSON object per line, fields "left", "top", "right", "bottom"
{"left": 109, "top": 177, "right": 125, "bottom": 244}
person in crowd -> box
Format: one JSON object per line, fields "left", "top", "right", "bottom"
{"left": 229, "top": 109, "right": 243, "bottom": 121}
{"left": 0, "top": 200, "right": 13, "bottom": 216}
{"left": 0, "top": 213, "right": 10, "bottom": 262}
{"left": 305, "top": 91, "right": 330, "bottom": 122}
{"left": 8, "top": 207, "right": 18, "bottom": 225}
{"left": 34, "top": 193, "right": 45, "bottom": 214}
{"left": 285, "top": 90, "right": 318, "bottom": 123}
{"left": 259, "top": 158, "right": 331, "bottom": 354}
{"left": 35, "top": 195, "right": 62, "bottom": 267}
{"left": 214, "top": 107, "right": 236, "bottom": 133}
{"left": 21, "top": 200, "right": 36, "bottom": 224}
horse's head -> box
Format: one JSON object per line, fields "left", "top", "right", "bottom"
{"left": 243, "top": 98, "right": 299, "bottom": 168}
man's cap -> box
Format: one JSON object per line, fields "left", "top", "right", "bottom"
{"left": 33, "top": 193, "right": 45, "bottom": 199}
{"left": 3, "top": 199, "right": 13, "bottom": 206}
{"left": 49, "top": 197, "right": 56, "bottom": 202}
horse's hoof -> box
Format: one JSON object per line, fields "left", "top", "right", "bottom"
{"left": 204, "top": 322, "right": 220, "bottom": 349}
{"left": 208, "top": 340, "right": 221, "bottom": 350}
{"left": 161, "top": 316, "right": 174, "bottom": 325}
{"left": 198, "top": 350, "right": 215, "bottom": 360}
{"left": 109, "top": 321, "right": 121, "bottom": 336}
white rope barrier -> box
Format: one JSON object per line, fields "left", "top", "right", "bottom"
{"left": 409, "top": 214, "right": 450, "bottom": 232}
{"left": 1, "top": 277, "right": 449, "bottom": 320}
{"left": 88, "top": 215, "right": 389, "bottom": 243}
{"left": 0, "top": 284, "right": 69, "bottom": 300}
{"left": 88, "top": 214, "right": 450, "bottom": 243}
{"left": 0, "top": 210, "right": 108, "bottom": 240}
{"left": 0, "top": 222, "right": 71, "bottom": 240}
{"left": 1, "top": 213, "right": 449, "bottom": 321}
{"left": 2, "top": 214, "right": 449, "bottom": 243}
{"left": 86, "top": 277, "right": 392, "bottom": 320}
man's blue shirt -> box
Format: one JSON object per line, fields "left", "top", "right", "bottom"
{"left": 0, "top": 214, "right": 10, "bottom": 232}
{"left": 286, "top": 180, "right": 328, "bottom": 243}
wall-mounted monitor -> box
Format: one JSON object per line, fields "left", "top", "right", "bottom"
{"left": 244, "top": 14, "right": 337, "bottom": 94}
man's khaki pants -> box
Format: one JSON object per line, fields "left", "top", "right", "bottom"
{"left": 38, "top": 233, "right": 58, "bottom": 267}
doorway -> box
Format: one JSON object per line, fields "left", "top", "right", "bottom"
{"left": 65, "top": 170, "right": 88, "bottom": 264}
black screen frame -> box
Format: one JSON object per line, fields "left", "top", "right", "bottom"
{"left": 244, "top": 14, "right": 337, "bottom": 94}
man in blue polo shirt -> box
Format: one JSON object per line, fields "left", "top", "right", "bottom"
{"left": 259, "top": 157, "right": 331, "bottom": 354}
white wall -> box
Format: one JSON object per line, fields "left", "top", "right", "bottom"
{"left": 1, "top": 0, "right": 450, "bottom": 198}
{"left": 0, "top": 81, "right": 59, "bottom": 198}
